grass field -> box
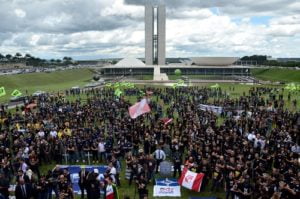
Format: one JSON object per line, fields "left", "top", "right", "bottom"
{"left": 251, "top": 68, "right": 300, "bottom": 83}
{"left": 0, "top": 69, "right": 94, "bottom": 102}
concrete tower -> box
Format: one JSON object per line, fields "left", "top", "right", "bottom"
{"left": 145, "top": 1, "right": 166, "bottom": 65}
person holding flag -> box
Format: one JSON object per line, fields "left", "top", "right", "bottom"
{"left": 103, "top": 176, "right": 119, "bottom": 199}
{"left": 178, "top": 167, "right": 205, "bottom": 192}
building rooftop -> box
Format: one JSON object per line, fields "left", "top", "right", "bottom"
{"left": 115, "top": 58, "right": 145, "bottom": 67}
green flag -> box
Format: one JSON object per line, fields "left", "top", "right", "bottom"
{"left": 114, "top": 82, "right": 120, "bottom": 88}
{"left": 0, "top": 87, "right": 6, "bottom": 97}
{"left": 128, "top": 83, "right": 135, "bottom": 88}
{"left": 285, "top": 83, "right": 297, "bottom": 91}
{"left": 211, "top": 83, "right": 220, "bottom": 89}
{"left": 114, "top": 88, "right": 123, "bottom": 97}
{"left": 11, "top": 89, "right": 22, "bottom": 97}
{"left": 177, "top": 79, "right": 184, "bottom": 85}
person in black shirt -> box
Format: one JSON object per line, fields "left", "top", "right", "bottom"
{"left": 278, "top": 181, "right": 297, "bottom": 199}
{"left": 172, "top": 148, "right": 182, "bottom": 178}
{"left": 46, "top": 169, "right": 60, "bottom": 199}
{"left": 87, "top": 172, "right": 100, "bottom": 199}
{"left": 239, "top": 176, "right": 253, "bottom": 199}
{"left": 59, "top": 184, "right": 74, "bottom": 199}
{"left": 136, "top": 174, "right": 148, "bottom": 199}
{"left": 0, "top": 172, "right": 9, "bottom": 199}
{"left": 36, "top": 175, "right": 49, "bottom": 199}
{"left": 211, "top": 166, "right": 223, "bottom": 192}
{"left": 58, "top": 175, "right": 70, "bottom": 196}
{"left": 78, "top": 168, "right": 89, "bottom": 199}
{"left": 225, "top": 172, "right": 235, "bottom": 199}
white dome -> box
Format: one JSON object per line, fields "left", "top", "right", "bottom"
{"left": 115, "top": 58, "right": 145, "bottom": 67}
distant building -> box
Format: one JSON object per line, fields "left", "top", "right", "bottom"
{"left": 0, "top": 62, "right": 28, "bottom": 70}
{"left": 145, "top": 1, "right": 166, "bottom": 65}
{"left": 101, "top": 57, "right": 249, "bottom": 77}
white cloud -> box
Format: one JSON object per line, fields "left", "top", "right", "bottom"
{"left": 0, "top": 0, "right": 299, "bottom": 59}
{"left": 14, "top": 8, "right": 26, "bottom": 18}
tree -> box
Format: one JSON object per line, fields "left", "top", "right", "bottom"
{"left": 25, "top": 54, "right": 32, "bottom": 59}
{"left": 63, "top": 56, "right": 73, "bottom": 65}
{"left": 15, "top": 52, "right": 22, "bottom": 58}
{"left": 5, "top": 54, "right": 12, "bottom": 60}
{"left": 0, "top": 53, "right": 4, "bottom": 60}
{"left": 174, "top": 69, "right": 182, "bottom": 76}
{"left": 241, "top": 55, "right": 267, "bottom": 65}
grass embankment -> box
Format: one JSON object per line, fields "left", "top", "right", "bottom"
{"left": 0, "top": 69, "right": 94, "bottom": 103}
{"left": 251, "top": 68, "right": 300, "bottom": 83}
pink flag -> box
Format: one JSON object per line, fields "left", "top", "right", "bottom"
{"left": 178, "top": 167, "right": 205, "bottom": 192}
{"left": 129, "top": 99, "right": 151, "bottom": 119}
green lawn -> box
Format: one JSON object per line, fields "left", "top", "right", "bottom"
{"left": 0, "top": 69, "right": 94, "bottom": 103}
{"left": 251, "top": 68, "right": 300, "bottom": 83}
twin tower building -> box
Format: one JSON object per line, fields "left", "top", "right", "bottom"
{"left": 145, "top": 1, "right": 166, "bottom": 65}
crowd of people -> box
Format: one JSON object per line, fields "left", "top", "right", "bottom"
{"left": 0, "top": 85, "right": 299, "bottom": 199}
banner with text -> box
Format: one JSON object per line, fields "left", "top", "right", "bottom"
{"left": 153, "top": 179, "right": 181, "bottom": 197}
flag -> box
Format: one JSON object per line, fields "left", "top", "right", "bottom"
{"left": 11, "top": 89, "right": 22, "bottom": 97}
{"left": 210, "top": 83, "right": 220, "bottom": 89}
{"left": 173, "top": 79, "right": 185, "bottom": 88}
{"left": 178, "top": 167, "right": 205, "bottom": 192}
{"left": 129, "top": 99, "right": 151, "bottom": 119}
{"left": 0, "top": 87, "right": 6, "bottom": 97}
{"left": 105, "top": 184, "right": 119, "bottom": 199}
{"left": 114, "top": 88, "right": 123, "bottom": 97}
{"left": 161, "top": 118, "right": 173, "bottom": 125}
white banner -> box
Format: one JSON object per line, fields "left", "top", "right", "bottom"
{"left": 153, "top": 185, "right": 181, "bottom": 197}
{"left": 199, "top": 104, "right": 223, "bottom": 115}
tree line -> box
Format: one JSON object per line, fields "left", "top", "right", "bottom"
{"left": 240, "top": 55, "right": 300, "bottom": 67}
{"left": 0, "top": 52, "right": 76, "bottom": 67}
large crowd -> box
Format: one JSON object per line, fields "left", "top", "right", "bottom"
{"left": 0, "top": 85, "right": 299, "bottom": 199}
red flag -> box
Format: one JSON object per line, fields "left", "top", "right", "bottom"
{"left": 129, "top": 99, "right": 151, "bottom": 119}
{"left": 178, "top": 167, "right": 205, "bottom": 192}
{"left": 161, "top": 118, "right": 173, "bottom": 125}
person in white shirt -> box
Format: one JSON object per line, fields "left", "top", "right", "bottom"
{"left": 38, "top": 130, "right": 45, "bottom": 138}
{"left": 19, "top": 159, "right": 28, "bottom": 173}
{"left": 107, "top": 162, "right": 116, "bottom": 183}
{"left": 247, "top": 132, "right": 256, "bottom": 142}
{"left": 50, "top": 129, "right": 57, "bottom": 138}
{"left": 98, "top": 140, "right": 106, "bottom": 162}
{"left": 153, "top": 147, "right": 166, "bottom": 173}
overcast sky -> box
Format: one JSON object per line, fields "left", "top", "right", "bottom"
{"left": 0, "top": 0, "right": 299, "bottom": 60}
